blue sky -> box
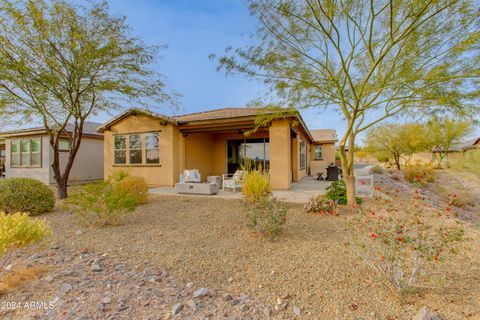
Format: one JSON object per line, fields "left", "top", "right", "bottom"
{"left": 94, "top": 0, "right": 346, "bottom": 137}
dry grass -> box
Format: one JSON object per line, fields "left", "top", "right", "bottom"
{"left": 40, "top": 194, "right": 480, "bottom": 319}
{"left": 0, "top": 266, "right": 47, "bottom": 295}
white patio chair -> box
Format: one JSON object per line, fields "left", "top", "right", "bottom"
{"left": 222, "top": 170, "right": 245, "bottom": 192}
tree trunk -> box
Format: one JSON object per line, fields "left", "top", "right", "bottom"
{"left": 394, "top": 153, "right": 401, "bottom": 170}
{"left": 56, "top": 178, "right": 68, "bottom": 199}
{"left": 339, "top": 132, "right": 356, "bottom": 205}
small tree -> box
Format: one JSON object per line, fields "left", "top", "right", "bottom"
{"left": 426, "top": 116, "right": 473, "bottom": 165}
{"left": 0, "top": 0, "right": 175, "bottom": 198}
{"left": 364, "top": 123, "right": 428, "bottom": 170}
{"left": 213, "top": 0, "right": 480, "bottom": 204}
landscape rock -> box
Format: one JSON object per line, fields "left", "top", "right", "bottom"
{"left": 91, "top": 263, "right": 103, "bottom": 272}
{"left": 413, "top": 307, "right": 441, "bottom": 320}
{"left": 239, "top": 304, "right": 249, "bottom": 312}
{"left": 59, "top": 282, "right": 72, "bottom": 293}
{"left": 222, "top": 293, "right": 233, "bottom": 301}
{"left": 293, "top": 306, "right": 302, "bottom": 316}
{"left": 101, "top": 296, "right": 112, "bottom": 304}
{"left": 193, "top": 288, "right": 209, "bottom": 298}
{"left": 172, "top": 303, "right": 183, "bottom": 315}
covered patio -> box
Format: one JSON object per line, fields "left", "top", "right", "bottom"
{"left": 149, "top": 176, "right": 331, "bottom": 203}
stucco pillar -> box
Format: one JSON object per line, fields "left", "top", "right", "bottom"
{"left": 269, "top": 119, "right": 291, "bottom": 190}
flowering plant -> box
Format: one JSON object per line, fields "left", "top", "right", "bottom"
{"left": 356, "top": 187, "right": 464, "bottom": 291}
{"left": 304, "top": 195, "right": 336, "bottom": 215}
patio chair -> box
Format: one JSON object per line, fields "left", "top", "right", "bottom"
{"left": 222, "top": 170, "right": 245, "bottom": 192}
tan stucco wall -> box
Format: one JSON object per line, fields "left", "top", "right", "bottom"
{"left": 185, "top": 133, "right": 214, "bottom": 178}
{"left": 310, "top": 142, "right": 336, "bottom": 175}
{"left": 103, "top": 114, "right": 181, "bottom": 186}
{"left": 291, "top": 130, "right": 310, "bottom": 182}
{"left": 269, "top": 119, "right": 291, "bottom": 189}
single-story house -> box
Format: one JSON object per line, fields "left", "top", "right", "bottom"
{"left": 0, "top": 122, "right": 104, "bottom": 184}
{"left": 432, "top": 137, "right": 480, "bottom": 154}
{"left": 97, "top": 107, "right": 337, "bottom": 190}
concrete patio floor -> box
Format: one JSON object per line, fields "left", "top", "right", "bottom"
{"left": 149, "top": 176, "right": 331, "bottom": 204}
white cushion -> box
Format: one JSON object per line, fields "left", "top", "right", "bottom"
{"left": 183, "top": 169, "right": 201, "bottom": 183}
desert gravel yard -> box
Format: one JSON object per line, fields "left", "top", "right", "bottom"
{"left": 36, "top": 194, "right": 480, "bottom": 319}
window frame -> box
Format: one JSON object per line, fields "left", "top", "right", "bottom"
{"left": 113, "top": 131, "right": 161, "bottom": 167}
{"left": 58, "top": 138, "right": 71, "bottom": 152}
{"left": 314, "top": 144, "right": 323, "bottom": 160}
{"left": 10, "top": 138, "right": 42, "bottom": 168}
{"left": 299, "top": 139, "right": 306, "bottom": 170}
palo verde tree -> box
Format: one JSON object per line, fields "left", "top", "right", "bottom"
{"left": 364, "top": 123, "right": 428, "bottom": 170}
{"left": 426, "top": 116, "right": 473, "bottom": 164}
{"left": 0, "top": 0, "right": 175, "bottom": 198}
{"left": 213, "top": 0, "right": 480, "bottom": 204}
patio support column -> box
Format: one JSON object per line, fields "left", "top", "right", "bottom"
{"left": 269, "top": 119, "right": 291, "bottom": 190}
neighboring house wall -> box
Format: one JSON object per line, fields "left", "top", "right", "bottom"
{"left": 5, "top": 135, "right": 51, "bottom": 184}
{"left": 103, "top": 114, "right": 181, "bottom": 186}
{"left": 310, "top": 142, "right": 336, "bottom": 175}
{"left": 51, "top": 137, "right": 104, "bottom": 184}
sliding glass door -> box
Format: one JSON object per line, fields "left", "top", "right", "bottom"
{"left": 227, "top": 138, "right": 270, "bottom": 174}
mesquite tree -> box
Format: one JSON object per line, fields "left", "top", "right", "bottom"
{"left": 0, "top": 0, "right": 175, "bottom": 198}
{"left": 213, "top": 0, "right": 480, "bottom": 204}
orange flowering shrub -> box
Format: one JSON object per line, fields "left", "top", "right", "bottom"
{"left": 304, "top": 195, "right": 336, "bottom": 215}
{"left": 356, "top": 187, "right": 464, "bottom": 291}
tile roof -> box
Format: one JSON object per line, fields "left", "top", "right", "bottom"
{"left": 175, "top": 108, "right": 261, "bottom": 122}
{"left": 0, "top": 121, "right": 103, "bottom": 137}
{"left": 310, "top": 129, "right": 337, "bottom": 142}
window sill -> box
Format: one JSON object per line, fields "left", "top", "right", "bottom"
{"left": 113, "top": 164, "right": 162, "bottom": 167}
{"left": 11, "top": 166, "right": 42, "bottom": 169}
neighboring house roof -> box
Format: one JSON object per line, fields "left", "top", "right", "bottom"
{"left": 0, "top": 121, "right": 104, "bottom": 139}
{"left": 96, "top": 108, "right": 177, "bottom": 132}
{"left": 310, "top": 129, "right": 337, "bottom": 143}
{"left": 433, "top": 137, "right": 480, "bottom": 152}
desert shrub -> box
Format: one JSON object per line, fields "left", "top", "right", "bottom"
{"left": 437, "top": 185, "right": 475, "bottom": 208}
{"left": 450, "top": 149, "right": 480, "bottom": 178}
{"left": 391, "top": 174, "right": 401, "bottom": 181}
{"left": 0, "top": 212, "right": 50, "bottom": 267}
{"left": 241, "top": 170, "right": 287, "bottom": 239}
{"left": 244, "top": 197, "right": 287, "bottom": 239}
{"left": 67, "top": 176, "right": 148, "bottom": 227}
{"left": 355, "top": 190, "right": 464, "bottom": 291}
{"left": 242, "top": 169, "right": 271, "bottom": 203}
{"left": 108, "top": 169, "right": 130, "bottom": 183}
{"left": 304, "top": 195, "right": 336, "bottom": 215}
{"left": 0, "top": 178, "right": 55, "bottom": 216}
{"left": 403, "top": 165, "right": 436, "bottom": 185}
{"left": 370, "top": 164, "right": 385, "bottom": 174}
{"left": 375, "top": 151, "right": 390, "bottom": 163}
{"left": 325, "top": 180, "right": 362, "bottom": 205}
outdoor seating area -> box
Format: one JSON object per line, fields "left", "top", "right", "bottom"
{"left": 175, "top": 169, "right": 221, "bottom": 195}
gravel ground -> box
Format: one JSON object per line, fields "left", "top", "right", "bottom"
{"left": 2, "top": 193, "right": 479, "bottom": 320}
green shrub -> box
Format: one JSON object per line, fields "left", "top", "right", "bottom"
{"left": 370, "top": 164, "right": 385, "bottom": 174}
{"left": 404, "top": 165, "right": 436, "bottom": 185}
{"left": 108, "top": 169, "right": 130, "bottom": 183}
{"left": 304, "top": 195, "right": 336, "bottom": 215}
{"left": 106, "top": 176, "right": 148, "bottom": 211}
{"left": 325, "top": 180, "right": 362, "bottom": 205}
{"left": 67, "top": 176, "right": 148, "bottom": 227}
{"left": 375, "top": 151, "right": 390, "bottom": 163}
{"left": 242, "top": 169, "right": 271, "bottom": 204}
{"left": 0, "top": 212, "right": 50, "bottom": 256}
{"left": 243, "top": 197, "right": 287, "bottom": 239}
{"left": 0, "top": 178, "right": 55, "bottom": 216}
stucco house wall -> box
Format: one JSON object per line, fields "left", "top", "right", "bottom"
{"left": 310, "top": 142, "right": 336, "bottom": 176}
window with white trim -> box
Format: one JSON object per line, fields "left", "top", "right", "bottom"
{"left": 314, "top": 145, "right": 323, "bottom": 160}
{"left": 113, "top": 132, "right": 160, "bottom": 165}
{"left": 299, "top": 139, "right": 306, "bottom": 169}
{"left": 10, "top": 138, "right": 41, "bottom": 168}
